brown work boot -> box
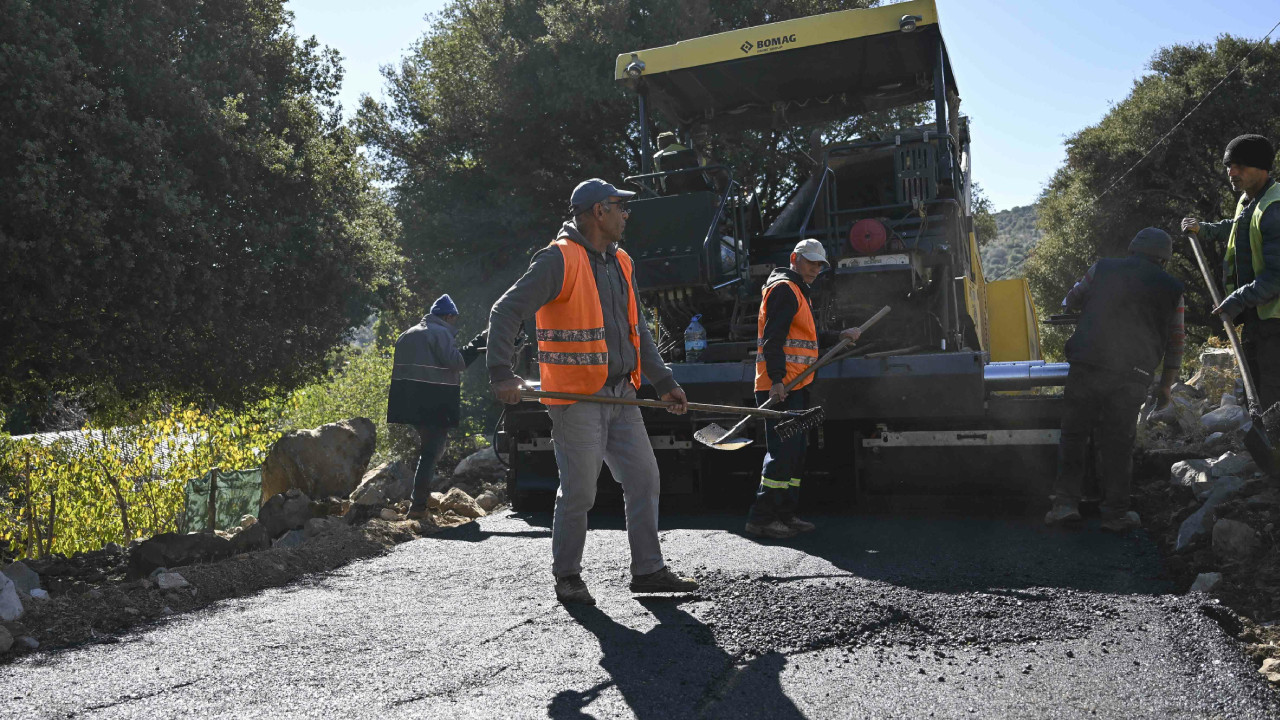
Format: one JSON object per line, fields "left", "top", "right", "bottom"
{"left": 555, "top": 574, "right": 595, "bottom": 605}
{"left": 1100, "top": 511, "right": 1141, "bottom": 533}
{"left": 745, "top": 520, "right": 798, "bottom": 539}
{"left": 783, "top": 516, "right": 816, "bottom": 533}
{"left": 1044, "top": 501, "right": 1082, "bottom": 526}
{"left": 630, "top": 566, "right": 699, "bottom": 593}
{"left": 406, "top": 506, "right": 431, "bottom": 521}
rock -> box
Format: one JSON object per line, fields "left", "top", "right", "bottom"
{"left": 450, "top": 447, "right": 506, "bottom": 487}
{"left": 475, "top": 491, "right": 501, "bottom": 512}
{"left": 1189, "top": 572, "right": 1222, "bottom": 593}
{"left": 1200, "top": 348, "right": 1235, "bottom": 368}
{"left": 258, "top": 489, "right": 314, "bottom": 539}
{"left": 1150, "top": 396, "right": 1203, "bottom": 434}
{"left": 1208, "top": 451, "right": 1253, "bottom": 478}
{"left": 239, "top": 515, "right": 258, "bottom": 529}
{"left": 28, "top": 589, "right": 49, "bottom": 601}
{"left": 1212, "top": 519, "right": 1261, "bottom": 561}
{"left": 304, "top": 517, "right": 345, "bottom": 538}
{"left": 429, "top": 492, "right": 444, "bottom": 509}
{"left": 379, "top": 508, "right": 400, "bottom": 521}
{"left": 0, "top": 574, "right": 23, "bottom": 622}
{"left": 272, "top": 529, "right": 306, "bottom": 549}
{"left": 230, "top": 523, "right": 270, "bottom": 554}
{"left": 1202, "top": 405, "right": 1247, "bottom": 434}
{"left": 149, "top": 567, "right": 170, "bottom": 579}
{"left": 0, "top": 625, "right": 11, "bottom": 653}
{"left": 155, "top": 572, "right": 190, "bottom": 590}
{"left": 1170, "top": 459, "right": 1211, "bottom": 491}
{"left": 1171, "top": 382, "right": 1203, "bottom": 400}
{"left": 260, "top": 417, "right": 376, "bottom": 502}
{"left": 17, "top": 636, "right": 37, "bottom": 650}
{"left": 1204, "top": 432, "right": 1226, "bottom": 449}
{"left": 129, "top": 532, "right": 233, "bottom": 578}
{"left": 440, "top": 487, "right": 486, "bottom": 518}
{"left": 1220, "top": 393, "right": 1238, "bottom": 407}
{"left": 3, "top": 561, "right": 42, "bottom": 596}
{"left": 350, "top": 460, "right": 414, "bottom": 506}
{"left": 1262, "top": 658, "right": 1280, "bottom": 684}
{"left": 1177, "top": 483, "right": 1245, "bottom": 552}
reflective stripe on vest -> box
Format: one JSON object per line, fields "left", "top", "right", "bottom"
{"left": 534, "top": 239, "right": 642, "bottom": 405}
{"left": 1225, "top": 182, "right": 1280, "bottom": 321}
{"left": 390, "top": 363, "right": 461, "bottom": 386}
{"left": 754, "top": 279, "right": 819, "bottom": 392}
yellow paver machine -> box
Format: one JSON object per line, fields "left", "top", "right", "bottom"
{"left": 501, "top": 0, "right": 1068, "bottom": 510}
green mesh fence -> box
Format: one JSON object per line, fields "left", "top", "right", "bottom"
{"left": 180, "top": 467, "right": 263, "bottom": 533}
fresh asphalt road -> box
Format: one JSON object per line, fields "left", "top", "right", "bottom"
{"left": 4, "top": 511, "right": 1279, "bottom": 719}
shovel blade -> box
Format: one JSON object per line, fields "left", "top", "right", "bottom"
{"left": 1245, "top": 410, "right": 1280, "bottom": 476}
{"left": 693, "top": 423, "right": 753, "bottom": 451}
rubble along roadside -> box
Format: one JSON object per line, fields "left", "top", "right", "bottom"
{"left": 1132, "top": 346, "right": 1280, "bottom": 686}
{"left": 0, "top": 444, "right": 509, "bottom": 660}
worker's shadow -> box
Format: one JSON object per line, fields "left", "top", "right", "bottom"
{"left": 547, "top": 599, "right": 806, "bottom": 720}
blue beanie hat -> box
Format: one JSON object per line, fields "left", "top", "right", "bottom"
{"left": 430, "top": 294, "right": 458, "bottom": 317}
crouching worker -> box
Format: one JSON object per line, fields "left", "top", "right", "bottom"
{"left": 387, "top": 294, "right": 486, "bottom": 520}
{"left": 748, "top": 239, "right": 862, "bottom": 540}
{"left": 1046, "top": 229, "right": 1185, "bottom": 532}
{"left": 487, "top": 178, "right": 699, "bottom": 605}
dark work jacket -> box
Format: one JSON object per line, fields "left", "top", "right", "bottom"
{"left": 759, "top": 267, "right": 840, "bottom": 384}
{"left": 1064, "top": 256, "right": 1184, "bottom": 382}
{"left": 387, "top": 315, "right": 483, "bottom": 428}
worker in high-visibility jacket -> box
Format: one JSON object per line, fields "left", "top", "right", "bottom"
{"left": 747, "top": 239, "right": 862, "bottom": 540}
{"left": 1182, "top": 134, "right": 1280, "bottom": 411}
{"left": 487, "top": 178, "right": 698, "bottom": 605}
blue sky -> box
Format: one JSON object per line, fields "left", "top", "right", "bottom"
{"left": 290, "top": 0, "right": 1272, "bottom": 212}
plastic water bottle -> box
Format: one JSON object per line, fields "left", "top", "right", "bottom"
{"left": 684, "top": 314, "right": 707, "bottom": 363}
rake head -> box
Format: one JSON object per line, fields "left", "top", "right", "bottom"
{"left": 775, "top": 406, "right": 825, "bottom": 441}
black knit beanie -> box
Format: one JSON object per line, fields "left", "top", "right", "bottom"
{"left": 1223, "top": 134, "right": 1275, "bottom": 171}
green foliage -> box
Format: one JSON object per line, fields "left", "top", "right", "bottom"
{"left": 0, "top": 0, "right": 402, "bottom": 408}
{"left": 981, "top": 204, "right": 1041, "bottom": 281}
{"left": 1024, "top": 35, "right": 1280, "bottom": 360}
{"left": 356, "top": 0, "right": 923, "bottom": 347}
{"left": 0, "top": 402, "right": 282, "bottom": 559}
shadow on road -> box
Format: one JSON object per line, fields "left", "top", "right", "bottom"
{"left": 505, "top": 510, "right": 1171, "bottom": 597}
{"left": 548, "top": 599, "right": 805, "bottom": 719}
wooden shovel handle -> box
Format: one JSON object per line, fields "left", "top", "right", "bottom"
{"left": 1185, "top": 233, "right": 1260, "bottom": 409}
{"left": 518, "top": 389, "right": 793, "bottom": 418}
{"left": 761, "top": 304, "right": 892, "bottom": 409}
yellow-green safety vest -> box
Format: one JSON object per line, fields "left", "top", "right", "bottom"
{"left": 1224, "top": 181, "right": 1280, "bottom": 321}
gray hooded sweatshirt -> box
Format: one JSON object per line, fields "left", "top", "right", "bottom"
{"left": 486, "top": 221, "right": 678, "bottom": 396}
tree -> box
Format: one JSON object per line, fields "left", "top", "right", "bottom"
{"left": 1024, "top": 36, "right": 1280, "bottom": 358}
{"left": 356, "top": 0, "right": 937, "bottom": 340}
{"left": 0, "top": 0, "right": 401, "bottom": 410}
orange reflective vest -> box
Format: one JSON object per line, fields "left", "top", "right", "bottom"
{"left": 535, "top": 239, "right": 642, "bottom": 405}
{"left": 755, "top": 279, "right": 819, "bottom": 392}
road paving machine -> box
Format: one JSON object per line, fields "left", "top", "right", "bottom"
{"left": 499, "top": 0, "right": 1069, "bottom": 511}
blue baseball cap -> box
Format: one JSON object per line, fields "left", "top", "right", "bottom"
{"left": 569, "top": 178, "right": 635, "bottom": 215}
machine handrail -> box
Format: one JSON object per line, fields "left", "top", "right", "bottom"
{"left": 798, "top": 165, "right": 836, "bottom": 240}
{"left": 624, "top": 166, "right": 742, "bottom": 291}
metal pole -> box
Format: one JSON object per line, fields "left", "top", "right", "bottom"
{"left": 638, "top": 83, "right": 652, "bottom": 174}
{"left": 933, "top": 40, "right": 952, "bottom": 186}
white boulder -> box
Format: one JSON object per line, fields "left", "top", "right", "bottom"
{"left": 0, "top": 574, "right": 23, "bottom": 621}
{"left": 1202, "top": 405, "right": 1247, "bottom": 434}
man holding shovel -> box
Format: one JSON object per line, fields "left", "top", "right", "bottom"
{"left": 1182, "top": 134, "right": 1280, "bottom": 412}
{"left": 487, "top": 178, "right": 697, "bottom": 605}
{"left": 746, "top": 239, "right": 863, "bottom": 539}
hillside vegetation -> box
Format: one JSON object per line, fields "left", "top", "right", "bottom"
{"left": 981, "top": 204, "right": 1041, "bottom": 281}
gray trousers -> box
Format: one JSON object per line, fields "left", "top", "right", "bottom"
{"left": 547, "top": 380, "right": 665, "bottom": 578}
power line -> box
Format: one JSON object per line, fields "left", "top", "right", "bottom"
{"left": 1087, "top": 18, "right": 1280, "bottom": 209}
